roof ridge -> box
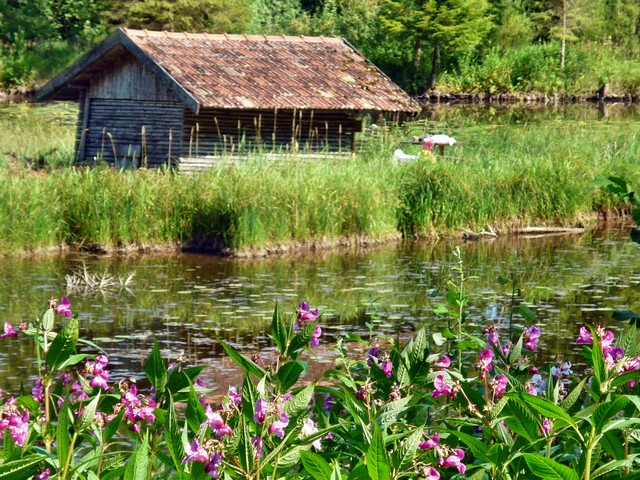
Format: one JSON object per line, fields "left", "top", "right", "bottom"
{"left": 122, "top": 28, "right": 344, "bottom": 44}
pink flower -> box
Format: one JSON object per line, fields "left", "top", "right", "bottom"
{"left": 34, "top": 468, "right": 51, "bottom": 480}
{"left": 310, "top": 325, "right": 322, "bottom": 347}
{"left": 423, "top": 466, "right": 440, "bottom": 480}
{"left": 227, "top": 386, "right": 241, "bottom": 407}
{"left": 491, "top": 374, "right": 508, "bottom": 397}
{"left": 268, "top": 412, "right": 289, "bottom": 438}
{"left": 182, "top": 439, "right": 210, "bottom": 464}
{"left": 418, "top": 432, "right": 440, "bottom": 450}
{"left": 381, "top": 359, "right": 393, "bottom": 378}
{"left": 254, "top": 399, "right": 268, "bottom": 424}
{"left": 431, "top": 375, "right": 456, "bottom": 399}
{"left": 252, "top": 436, "right": 263, "bottom": 458}
{"left": 523, "top": 325, "right": 541, "bottom": 351}
{"left": 202, "top": 405, "right": 233, "bottom": 438}
{"left": 477, "top": 349, "right": 494, "bottom": 380}
{"left": 435, "top": 355, "right": 450, "bottom": 369}
{"left": 541, "top": 418, "right": 553, "bottom": 435}
{"left": 0, "top": 322, "right": 18, "bottom": 339}
{"left": 55, "top": 297, "right": 73, "bottom": 317}
{"left": 297, "top": 302, "right": 319, "bottom": 323}
{"left": 600, "top": 329, "right": 615, "bottom": 349}
{"left": 439, "top": 448, "right": 466, "bottom": 474}
{"left": 576, "top": 326, "right": 593, "bottom": 345}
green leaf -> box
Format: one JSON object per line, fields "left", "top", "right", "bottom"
{"left": 600, "top": 430, "right": 626, "bottom": 460}
{"left": 562, "top": 378, "right": 587, "bottom": 412}
{"left": 519, "top": 304, "right": 536, "bottom": 322}
{"left": 285, "top": 383, "right": 315, "bottom": 420}
{"left": 271, "top": 302, "right": 288, "bottom": 355}
{"left": 57, "top": 396, "right": 72, "bottom": 471}
{"left": 0, "top": 455, "right": 44, "bottom": 480}
{"left": 186, "top": 384, "right": 206, "bottom": 434}
{"left": 277, "top": 361, "right": 306, "bottom": 391}
{"left": 592, "top": 457, "right": 640, "bottom": 478}
{"left": 498, "top": 275, "right": 512, "bottom": 285}
{"left": 220, "top": 340, "right": 267, "bottom": 379}
{"left": 593, "top": 396, "right": 629, "bottom": 433}
{"left": 620, "top": 323, "right": 638, "bottom": 356}
{"left": 47, "top": 317, "right": 78, "bottom": 370}
{"left": 166, "top": 366, "right": 205, "bottom": 398}
{"left": 347, "top": 462, "right": 369, "bottom": 480}
{"left": 433, "top": 304, "right": 449, "bottom": 316}
{"left": 103, "top": 409, "right": 125, "bottom": 443}
{"left": 165, "top": 394, "right": 185, "bottom": 475}
{"left": 41, "top": 308, "right": 55, "bottom": 332}
{"left": 300, "top": 450, "right": 333, "bottom": 480}
{"left": 367, "top": 423, "right": 391, "bottom": 480}
{"left": 508, "top": 335, "right": 523, "bottom": 364}
{"left": 447, "top": 430, "right": 492, "bottom": 463}
{"left": 78, "top": 392, "right": 101, "bottom": 432}
{"left": 238, "top": 419, "right": 254, "bottom": 473}
{"left": 376, "top": 397, "right": 411, "bottom": 430}
{"left": 288, "top": 322, "right": 317, "bottom": 354}
{"left": 144, "top": 338, "right": 167, "bottom": 400}
{"left": 124, "top": 437, "right": 150, "bottom": 480}
{"left": 58, "top": 353, "right": 89, "bottom": 370}
{"left": 522, "top": 453, "right": 578, "bottom": 480}
{"left": 391, "top": 428, "right": 423, "bottom": 472}
{"left": 612, "top": 310, "right": 640, "bottom": 324}
{"left": 506, "top": 392, "right": 579, "bottom": 430}
{"left": 630, "top": 228, "right": 640, "bottom": 244}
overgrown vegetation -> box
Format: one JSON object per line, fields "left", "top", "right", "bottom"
{"left": 0, "top": 104, "right": 638, "bottom": 253}
{"left": 0, "top": 0, "right": 639, "bottom": 96}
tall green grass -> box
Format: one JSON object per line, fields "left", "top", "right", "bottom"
{"left": 1, "top": 106, "right": 639, "bottom": 253}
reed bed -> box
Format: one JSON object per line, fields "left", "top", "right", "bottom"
{"left": 0, "top": 108, "right": 639, "bottom": 253}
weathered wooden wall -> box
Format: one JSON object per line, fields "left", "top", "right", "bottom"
{"left": 83, "top": 99, "right": 183, "bottom": 167}
{"left": 75, "top": 55, "right": 183, "bottom": 166}
{"left": 89, "top": 56, "right": 177, "bottom": 102}
{"left": 181, "top": 108, "right": 359, "bottom": 158}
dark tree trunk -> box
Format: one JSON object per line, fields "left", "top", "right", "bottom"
{"left": 428, "top": 42, "right": 439, "bottom": 90}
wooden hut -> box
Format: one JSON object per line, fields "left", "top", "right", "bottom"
{"left": 37, "top": 28, "right": 420, "bottom": 170}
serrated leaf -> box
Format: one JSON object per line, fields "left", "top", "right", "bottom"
{"left": 42, "top": 308, "right": 55, "bottom": 332}
{"left": 377, "top": 397, "right": 411, "bottom": 430}
{"left": 47, "top": 317, "right": 78, "bottom": 370}
{"left": 0, "top": 455, "right": 44, "bottom": 480}
{"left": 392, "top": 428, "right": 423, "bottom": 471}
{"left": 509, "top": 335, "right": 523, "bottom": 364}
{"left": 238, "top": 418, "right": 254, "bottom": 472}
{"left": 620, "top": 323, "right": 638, "bottom": 357}
{"left": 288, "top": 322, "right": 317, "bottom": 354}
{"left": 186, "top": 385, "right": 205, "bottom": 434}
{"left": 367, "top": 423, "right": 391, "bottom": 480}
{"left": 78, "top": 392, "right": 101, "bottom": 432}
{"left": 447, "top": 430, "right": 491, "bottom": 463}
{"left": 300, "top": 450, "right": 333, "bottom": 480}
{"left": 58, "top": 353, "right": 89, "bottom": 370}
{"left": 57, "top": 396, "right": 72, "bottom": 471}
{"left": 592, "top": 457, "right": 640, "bottom": 478}
{"left": 144, "top": 338, "right": 167, "bottom": 400}
{"left": 123, "top": 437, "right": 149, "bottom": 480}
{"left": 272, "top": 302, "right": 288, "bottom": 355}
{"left": 220, "top": 340, "right": 266, "bottom": 379}
{"left": 593, "top": 396, "right": 629, "bottom": 433}
{"left": 165, "top": 394, "right": 185, "bottom": 475}
{"left": 562, "top": 378, "right": 587, "bottom": 412}
{"left": 277, "top": 361, "right": 306, "bottom": 392}
{"left": 285, "top": 383, "right": 315, "bottom": 420}
{"left": 522, "top": 453, "right": 578, "bottom": 480}
{"left": 506, "top": 392, "right": 578, "bottom": 430}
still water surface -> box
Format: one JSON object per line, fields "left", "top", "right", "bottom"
{"left": 0, "top": 227, "right": 639, "bottom": 394}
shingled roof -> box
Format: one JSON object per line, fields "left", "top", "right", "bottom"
{"left": 37, "top": 28, "right": 420, "bottom": 114}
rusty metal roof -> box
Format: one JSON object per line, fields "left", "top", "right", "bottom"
{"left": 37, "top": 28, "right": 420, "bottom": 114}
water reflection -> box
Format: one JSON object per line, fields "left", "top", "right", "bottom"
{"left": 0, "top": 226, "right": 638, "bottom": 393}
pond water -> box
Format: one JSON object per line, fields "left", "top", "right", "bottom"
{"left": 0, "top": 227, "right": 639, "bottom": 395}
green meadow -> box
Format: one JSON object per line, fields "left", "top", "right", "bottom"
{"left": 0, "top": 103, "right": 639, "bottom": 254}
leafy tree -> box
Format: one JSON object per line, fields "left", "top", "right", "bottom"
{"left": 247, "top": 0, "right": 308, "bottom": 35}
{"left": 382, "top": 0, "right": 494, "bottom": 91}
{"left": 106, "top": 0, "right": 250, "bottom": 33}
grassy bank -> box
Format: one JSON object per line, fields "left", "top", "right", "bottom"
{"left": 1, "top": 109, "right": 639, "bottom": 254}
